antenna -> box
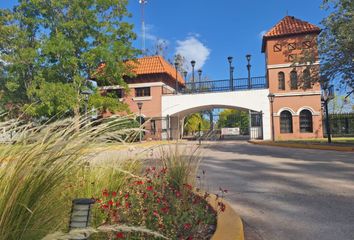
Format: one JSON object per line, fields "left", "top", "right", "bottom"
{"left": 139, "top": 0, "right": 147, "bottom": 55}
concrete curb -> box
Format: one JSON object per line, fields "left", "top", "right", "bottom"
{"left": 208, "top": 194, "right": 245, "bottom": 240}
{"left": 249, "top": 140, "right": 354, "bottom": 152}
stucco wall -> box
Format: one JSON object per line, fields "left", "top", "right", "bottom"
{"left": 162, "top": 89, "right": 272, "bottom": 140}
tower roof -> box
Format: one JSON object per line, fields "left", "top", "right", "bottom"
{"left": 262, "top": 16, "right": 321, "bottom": 52}
{"left": 127, "top": 56, "right": 185, "bottom": 85}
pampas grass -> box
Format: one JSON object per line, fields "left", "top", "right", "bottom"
{"left": 0, "top": 115, "right": 141, "bottom": 240}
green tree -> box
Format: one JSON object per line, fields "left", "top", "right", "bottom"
{"left": 184, "top": 113, "right": 210, "bottom": 135}
{"left": 319, "top": 0, "right": 354, "bottom": 90}
{"left": 217, "top": 109, "right": 249, "bottom": 134}
{"left": 0, "top": 0, "right": 139, "bottom": 119}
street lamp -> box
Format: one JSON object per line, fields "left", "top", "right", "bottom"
{"left": 174, "top": 61, "right": 179, "bottom": 94}
{"left": 197, "top": 69, "right": 202, "bottom": 92}
{"left": 191, "top": 60, "right": 196, "bottom": 91}
{"left": 321, "top": 80, "right": 334, "bottom": 143}
{"left": 227, "top": 56, "right": 234, "bottom": 90}
{"left": 267, "top": 93, "right": 275, "bottom": 141}
{"left": 137, "top": 102, "right": 143, "bottom": 142}
{"left": 246, "top": 54, "right": 252, "bottom": 89}
{"left": 69, "top": 198, "right": 95, "bottom": 240}
{"left": 81, "top": 89, "right": 93, "bottom": 118}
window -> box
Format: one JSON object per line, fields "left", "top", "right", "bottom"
{"left": 135, "top": 87, "right": 151, "bottom": 97}
{"left": 300, "top": 110, "right": 313, "bottom": 132}
{"left": 273, "top": 44, "right": 282, "bottom": 52}
{"left": 280, "top": 110, "right": 293, "bottom": 133}
{"left": 288, "top": 42, "right": 296, "bottom": 51}
{"left": 302, "top": 41, "right": 311, "bottom": 49}
{"left": 303, "top": 69, "right": 311, "bottom": 89}
{"left": 278, "top": 72, "right": 285, "bottom": 90}
{"left": 290, "top": 70, "right": 298, "bottom": 90}
{"left": 288, "top": 54, "right": 296, "bottom": 62}
{"left": 107, "top": 89, "right": 123, "bottom": 99}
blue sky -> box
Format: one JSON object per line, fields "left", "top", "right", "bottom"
{"left": 0, "top": 0, "right": 328, "bottom": 80}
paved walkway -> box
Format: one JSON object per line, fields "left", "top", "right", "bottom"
{"left": 199, "top": 141, "right": 354, "bottom": 240}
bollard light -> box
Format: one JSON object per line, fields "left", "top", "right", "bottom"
{"left": 69, "top": 198, "right": 95, "bottom": 240}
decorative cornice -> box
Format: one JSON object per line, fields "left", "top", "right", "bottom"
{"left": 267, "top": 61, "right": 320, "bottom": 69}
{"left": 274, "top": 91, "right": 321, "bottom": 97}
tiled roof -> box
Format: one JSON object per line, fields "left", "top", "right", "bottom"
{"left": 127, "top": 56, "right": 185, "bottom": 85}
{"left": 262, "top": 16, "right": 321, "bottom": 52}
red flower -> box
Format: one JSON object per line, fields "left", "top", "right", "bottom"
{"left": 125, "top": 202, "right": 130, "bottom": 209}
{"left": 108, "top": 200, "right": 113, "bottom": 206}
{"left": 147, "top": 186, "right": 153, "bottom": 191}
{"left": 161, "top": 207, "right": 169, "bottom": 213}
{"left": 134, "top": 180, "right": 144, "bottom": 185}
{"left": 102, "top": 189, "right": 109, "bottom": 197}
{"left": 124, "top": 193, "right": 129, "bottom": 199}
{"left": 116, "top": 232, "right": 124, "bottom": 239}
{"left": 153, "top": 210, "right": 159, "bottom": 217}
{"left": 112, "top": 191, "right": 117, "bottom": 197}
{"left": 115, "top": 201, "right": 120, "bottom": 207}
{"left": 102, "top": 204, "right": 109, "bottom": 209}
{"left": 176, "top": 191, "right": 181, "bottom": 198}
{"left": 183, "top": 223, "right": 192, "bottom": 230}
{"left": 156, "top": 198, "right": 161, "bottom": 204}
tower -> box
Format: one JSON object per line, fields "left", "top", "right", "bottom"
{"left": 262, "top": 16, "right": 323, "bottom": 140}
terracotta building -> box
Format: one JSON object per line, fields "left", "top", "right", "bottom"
{"left": 100, "top": 55, "right": 184, "bottom": 140}
{"left": 262, "top": 16, "right": 323, "bottom": 140}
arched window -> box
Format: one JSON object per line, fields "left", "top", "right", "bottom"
{"left": 278, "top": 72, "right": 285, "bottom": 90}
{"left": 280, "top": 110, "right": 293, "bottom": 133}
{"left": 300, "top": 110, "right": 313, "bottom": 132}
{"left": 290, "top": 70, "right": 298, "bottom": 90}
{"left": 303, "top": 69, "right": 311, "bottom": 89}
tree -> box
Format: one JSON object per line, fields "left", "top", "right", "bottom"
{"left": 217, "top": 109, "right": 249, "bottom": 134}
{"left": 319, "top": 0, "right": 354, "bottom": 91}
{"left": 0, "top": 0, "right": 139, "bottom": 119}
{"left": 184, "top": 113, "right": 210, "bottom": 135}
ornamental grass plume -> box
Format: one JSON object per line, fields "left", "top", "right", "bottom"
{"left": 0, "top": 115, "right": 142, "bottom": 240}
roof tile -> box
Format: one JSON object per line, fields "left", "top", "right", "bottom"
{"left": 264, "top": 16, "right": 321, "bottom": 38}
{"left": 127, "top": 56, "right": 185, "bottom": 85}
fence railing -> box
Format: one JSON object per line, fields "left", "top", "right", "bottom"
{"left": 323, "top": 113, "right": 354, "bottom": 137}
{"left": 177, "top": 76, "right": 267, "bottom": 94}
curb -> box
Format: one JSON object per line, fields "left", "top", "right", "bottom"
{"left": 249, "top": 140, "right": 354, "bottom": 152}
{"left": 207, "top": 194, "right": 245, "bottom": 240}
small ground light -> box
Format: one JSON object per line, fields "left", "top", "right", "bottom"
{"left": 69, "top": 198, "right": 95, "bottom": 240}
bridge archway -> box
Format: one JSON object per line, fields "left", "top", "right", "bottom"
{"left": 162, "top": 89, "right": 271, "bottom": 140}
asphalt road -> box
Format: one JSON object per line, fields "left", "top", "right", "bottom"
{"left": 198, "top": 141, "right": 354, "bottom": 240}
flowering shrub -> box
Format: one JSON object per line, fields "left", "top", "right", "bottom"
{"left": 94, "top": 166, "right": 218, "bottom": 239}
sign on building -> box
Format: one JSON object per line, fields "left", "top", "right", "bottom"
{"left": 221, "top": 127, "right": 240, "bottom": 136}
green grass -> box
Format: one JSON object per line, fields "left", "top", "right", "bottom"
{"left": 0, "top": 116, "right": 142, "bottom": 240}
{"left": 278, "top": 137, "right": 354, "bottom": 144}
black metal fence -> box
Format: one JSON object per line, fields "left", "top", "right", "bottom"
{"left": 179, "top": 76, "right": 267, "bottom": 94}
{"left": 323, "top": 113, "right": 354, "bottom": 137}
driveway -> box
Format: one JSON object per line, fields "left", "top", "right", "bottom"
{"left": 199, "top": 141, "right": 354, "bottom": 240}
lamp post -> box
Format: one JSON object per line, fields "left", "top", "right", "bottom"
{"left": 321, "top": 81, "right": 334, "bottom": 143}
{"left": 191, "top": 60, "right": 196, "bottom": 92}
{"left": 81, "top": 89, "right": 93, "bottom": 119}
{"left": 69, "top": 198, "right": 95, "bottom": 240}
{"left": 137, "top": 102, "right": 143, "bottom": 142}
{"left": 227, "top": 56, "right": 234, "bottom": 90}
{"left": 197, "top": 69, "right": 202, "bottom": 92}
{"left": 267, "top": 93, "right": 275, "bottom": 141}
{"left": 246, "top": 54, "right": 251, "bottom": 89}
{"left": 174, "top": 61, "right": 179, "bottom": 94}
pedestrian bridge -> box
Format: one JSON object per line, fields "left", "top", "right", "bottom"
{"left": 161, "top": 77, "right": 271, "bottom": 140}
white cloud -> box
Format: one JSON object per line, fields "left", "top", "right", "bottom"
{"left": 175, "top": 36, "right": 211, "bottom": 70}
{"left": 138, "top": 24, "right": 170, "bottom": 46}
{"left": 259, "top": 30, "right": 267, "bottom": 39}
